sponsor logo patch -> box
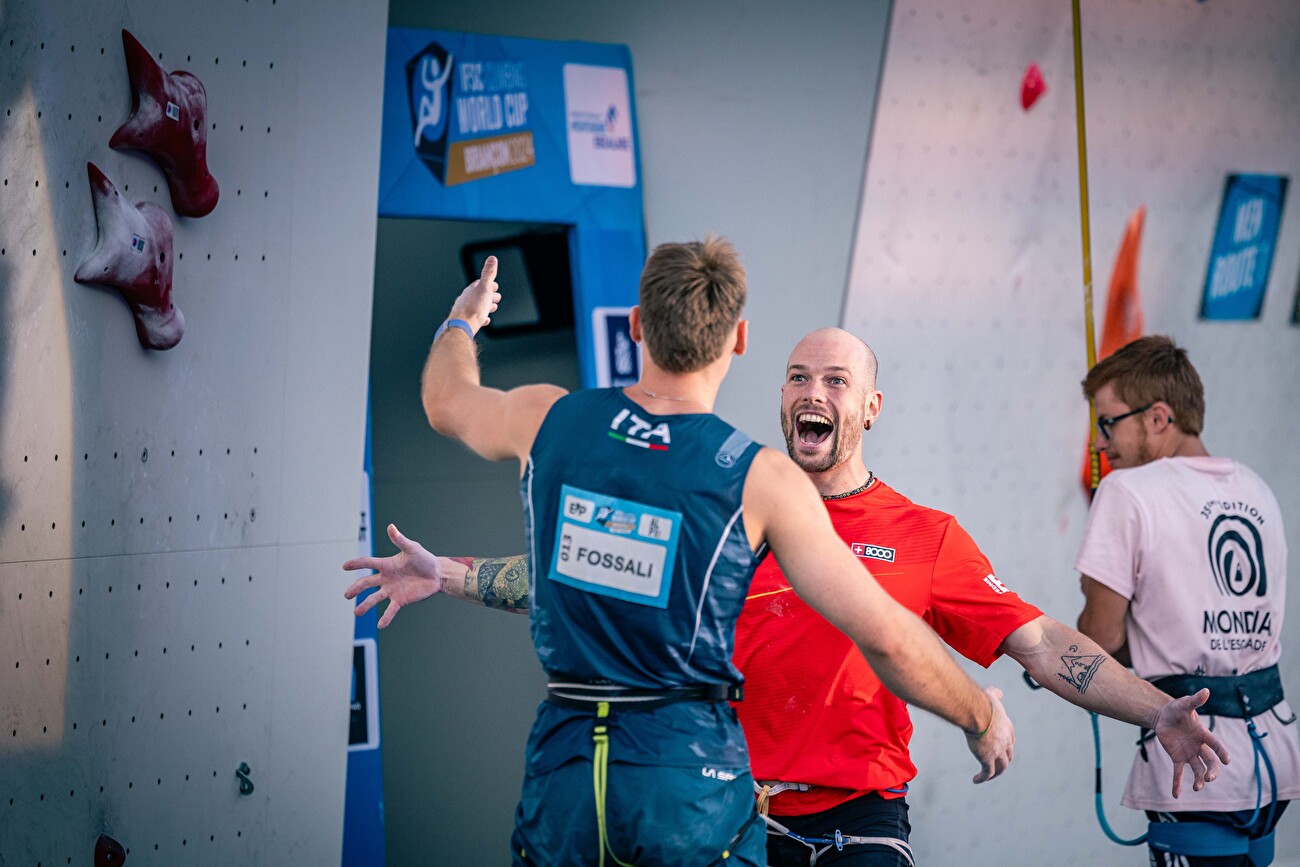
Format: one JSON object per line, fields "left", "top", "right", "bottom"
{"left": 563, "top": 494, "right": 595, "bottom": 523}
{"left": 594, "top": 506, "right": 636, "bottom": 535}
{"left": 983, "top": 574, "right": 1010, "bottom": 595}
{"left": 851, "top": 542, "right": 896, "bottom": 562}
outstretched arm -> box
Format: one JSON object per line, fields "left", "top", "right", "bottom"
{"left": 1000, "top": 614, "right": 1229, "bottom": 796}
{"left": 342, "top": 524, "right": 530, "bottom": 627}
{"left": 745, "top": 448, "right": 1014, "bottom": 784}
{"left": 421, "top": 256, "right": 567, "bottom": 467}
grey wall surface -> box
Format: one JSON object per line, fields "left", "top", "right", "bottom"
{"left": 0, "top": 1, "right": 387, "bottom": 864}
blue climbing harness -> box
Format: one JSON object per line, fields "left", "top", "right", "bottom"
{"left": 1092, "top": 665, "right": 1284, "bottom": 864}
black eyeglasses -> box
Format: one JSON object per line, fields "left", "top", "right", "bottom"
{"left": 1096, "top": 403, "right": 1154, "bottom": 440}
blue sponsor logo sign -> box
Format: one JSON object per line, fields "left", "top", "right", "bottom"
{"left": 1201, "top": 174, "right": 1288, "bottom": 321}
{"left": 593, "top": 307, "right": 640, "bottom": 387}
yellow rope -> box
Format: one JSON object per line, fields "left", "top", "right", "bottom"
{"left": 1071, "top": 0, "right": 1102, "bottom": 492}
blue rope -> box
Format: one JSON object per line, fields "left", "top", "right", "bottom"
{"left": 1091, "top": 712, "right": 1147, "bottom": 846}
{"left": 1093, "top": 710, "right": 1277, "bottom": 847}
{"left": 1240, "top": 718, "right": 1277, "bottom": 832}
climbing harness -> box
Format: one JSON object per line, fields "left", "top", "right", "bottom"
{"left": 754, "top": 781, "right": 915, "bottom": 867}
{"left": 544, "top": 682, "right": 747, "bottom": 866}
{"left": 546, "top": 679, "right": 743, "bottom": 710}
{"left": 1091, "top": 665, "right": 1284, "bottom": 864}
{"left": 759, "top": 812, "right": 915, "bottom": 867}
{"left": 755, "top": 780, "right": 812, "bottom": 817}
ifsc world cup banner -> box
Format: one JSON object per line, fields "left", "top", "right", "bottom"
{"left": 379, "top": 28, "right": 648, "bottom": 388}
{"left": 379, "top": 28, "right": 644, "bottom": 226}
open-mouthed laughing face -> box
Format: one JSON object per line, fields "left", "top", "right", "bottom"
{"left": 780, "top": 331, "right": 874, "bottom": 474}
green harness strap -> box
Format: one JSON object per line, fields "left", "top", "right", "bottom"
{"left": 593, "top": 702, "right": 636, "bottom": 867}
{"left": 590, "top": 700, "right": 741, "bottom": 866}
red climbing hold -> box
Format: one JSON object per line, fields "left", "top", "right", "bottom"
{"left": 75, "top": 163, "right": 184, "bottom": 351}
{"left": 110, "top": 29, "right": 219, "bottom": 217}
{"left": 94, "top": 833, "right": 127, "bottom": 866}
{"left": 1020, "top": 62, "right": 1047, "bottom": 111}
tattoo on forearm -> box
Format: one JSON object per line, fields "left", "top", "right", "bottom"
{"left": 1057, "top": 644, "right": 1105, "bottom": 694}
{"left": 467, "top": 556, "right": 530, "bottom": 611}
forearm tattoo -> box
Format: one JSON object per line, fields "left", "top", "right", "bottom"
{"left": 466, "top": 556, "right": 530, "bottom": 611}
{"left": 1057, "top": 644, "right": 1104, "bottom": 694}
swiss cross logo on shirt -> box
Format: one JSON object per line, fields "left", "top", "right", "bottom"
{"left": 983, "top": 574, "right": 1010, "bottom": 595}
{"left": 851, "top": 542, "right": 896, "bottom": 562}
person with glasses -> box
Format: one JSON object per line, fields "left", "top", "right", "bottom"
{"left": 350, "top": 323, "right": 1230, "bottom": 866}
{"left": 1076, "top": 335, "right": 1299, "bottom": 866}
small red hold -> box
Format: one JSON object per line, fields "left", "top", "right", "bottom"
{"left": 75, "top": 163, "right": 184, "bottom": 351}
{"left": 1020, "top": 62, "right": 1047, "bottom": 111}
{"left": 94, "top": 834, "right": 127, "bottom": 866}
{"left": 110, "top": 29, "right": 219, "bottom": 217}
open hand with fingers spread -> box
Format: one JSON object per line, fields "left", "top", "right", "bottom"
{"left": 1154, "top": 687, "right": 1230, "bottom": 797}
{"left": 448, "top": 255, "right": 503, "bottom": 333}
{"left": 967, "top": 686, "right": 1015, "bottom": 784}
{"left": 343, "top": 524, "right": 444, "bottom": 629}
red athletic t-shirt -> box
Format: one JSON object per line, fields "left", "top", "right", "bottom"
{"left": 733, "top": 479, "right": 1042, "bottom": 816}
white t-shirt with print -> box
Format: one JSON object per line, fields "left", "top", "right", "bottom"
{"left": 1075, "top": 456, "right": 1300, "bottom": 811}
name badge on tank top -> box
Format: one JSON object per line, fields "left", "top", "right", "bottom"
{"left": 549, "top": 484, "right": 682, "bottom": 608}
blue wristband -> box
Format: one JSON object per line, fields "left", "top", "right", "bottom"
{"left": 435, "top": 318, "right": 475, "bottom": 342}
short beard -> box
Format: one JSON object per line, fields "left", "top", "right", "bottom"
{"left": 781, "top": 410, "right": 863, "bottom": 473}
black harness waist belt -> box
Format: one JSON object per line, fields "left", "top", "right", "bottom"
{"left": 546, "top": 680, "right": 743, "bottom": 711}
{"left": 1151, "top": 665, "right": 1283, "bottom": 718}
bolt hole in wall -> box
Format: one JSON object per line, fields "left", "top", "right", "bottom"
{"left": 369, "top": 218, "right": 578, "bottom": 862}
{"left": 10, "top": 447, "right": 259, "bottom": 532}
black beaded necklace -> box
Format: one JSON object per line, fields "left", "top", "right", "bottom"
{"left": 822, "top": 471, "right": 875, "bottom": 501}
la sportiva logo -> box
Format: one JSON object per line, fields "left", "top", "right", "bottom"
{"left": 608, "top": 408, "right": 670, "bottom": 451}
{"left": 1208, "top": 514, "right": 1267, "bottom": 597}
{"left": 406, "top": 42, "right": 455, "bottom": 182}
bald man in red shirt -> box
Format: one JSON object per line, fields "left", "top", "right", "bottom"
{"left": 347, "top": 327, "right": 1227, "bottom": 866}
{"left": 729, "top": 328, "right": 1223, "bottom": 865}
